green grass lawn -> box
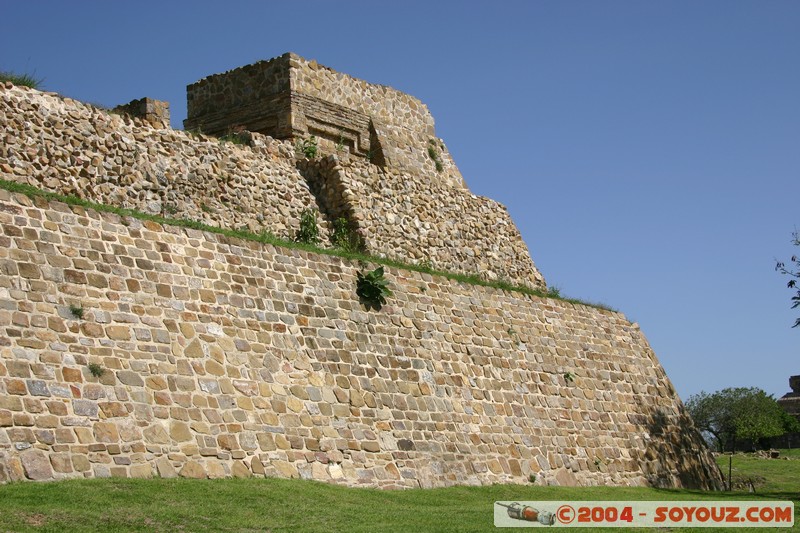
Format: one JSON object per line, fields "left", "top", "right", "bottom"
{"left": 0, "top": 453, "right": 796, "bottom": 533}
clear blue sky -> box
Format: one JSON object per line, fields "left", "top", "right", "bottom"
{"left": 2, "top": 1, "right": 798, "bottom": 402}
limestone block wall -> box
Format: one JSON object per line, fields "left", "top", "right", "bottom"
{"left": 0, "top": 190, "right": 722, "bottom": 489}
{"left": 0, "top": 82, "right": 545, "bottom": 288}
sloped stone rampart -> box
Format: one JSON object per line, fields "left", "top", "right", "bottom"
{"left": 0, "top": 190, "right": 722, "bottom": 489}
{"left": 298, "top": 157, "right": 546, "bottom": 288}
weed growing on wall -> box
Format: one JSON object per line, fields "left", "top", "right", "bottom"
{"left": 356, "top": 266, "right": 392, "bottom": 311}
{"left": 297, "top": 136, "right": 318, "bottom": 159}
{"left": 87, "top": 363, "right": 105, "bottom": 378}
{"left": 335, "top": 133, "right": 346, "bottom": 154}
{"left": 331, "top": 217, "right": 365, "bottom": 253}
{"left": 546, "top": 285, "right": 562, "bottom": 298}
{"left": 0, "top": 70, "right": 43, "bottom": 89}
{"left": 295, "top": 209, "right": 320, "bottom": 245}
{"left": 427, "top": 139, "right": 444, "bottom": 172}
{"left": 69, "top": 304, "right": 84, "bottom": 319}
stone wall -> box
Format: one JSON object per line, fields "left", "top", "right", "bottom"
{"left": 0, "top": 81, "right": 545, "bottom": 288}
{"left": 0, "top": 82, "right": 314, "bottom": 240}
{"left": 0, "top": 190, "right": 722, "bottom": 489}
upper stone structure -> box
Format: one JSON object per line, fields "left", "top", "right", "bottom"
{"left": 183, "top": 53, "right": 546, "bottom": 288}
{"left": 184, "top": 52, "right": 451, "bottom": 181}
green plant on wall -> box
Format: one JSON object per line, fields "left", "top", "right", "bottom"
{"left": 427, "top": 139, "right": 444, "bottom": 172}
{"left": 331, "top": 216, "right": 365, "bottom": 253}
{"left": 87, "top": 363, "right": 105, "bottom": 378}
{"left": 356, "top": 266, "right": 392, "bottom": 311}
{"left": 0, "top": 70, "right": 43, "bottom": 89}
{"left": 335, "top": 133, "right": 346, "bottom": 153}
{"left": 69, "top": 304, "right": 84, "bottom": 319}
{"left": 295, "top": 208, "right": 320, "bottom": 245}
{"left": 546, "top": 285, "right": 562, "bottom": 298}
{"left": 564, "top": 372, "right": 575, "bottom": 383}
{"left": 298, "top": 135, "right": 318, "bottom": 159}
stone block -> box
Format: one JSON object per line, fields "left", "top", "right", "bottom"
{"left": 72, "top": 400, "right": 99, "bottom": 418}
{"left": 184, "top": 339, "right": 204, "bottom": 358}
{"left": 217, "top": 434, "right": 238, "bottom": 450}
{"left": 117, "top": 371, "right": 144, "bottom": 387}
{"left": 273, "top": 460, "right": 298, "bottom": 478}
{"left": 170, "top": 421, "right": 192, "bottom": 442}
{"left": 106, "top": 326, "right": 131, "bottom": 340}
{"left": 21, "top": 449, "right": 53, "bottom": 480}
{"left": 62, "top": 367, "right": 83, "bottom": 382}
{"left": 207, "top": 462, "right": 226, "bottom": 479}
{"left": 156, "top": 457, "right": 178, "bottom": 478}
{"left": 93, "top": 422, "right": 119, "bottom": 443}
{"left": 50, "top": 453, "right": 74, "bottom": 473}
{"left": 146, "top": 376, "right": 168, "bottom": 390}
{"left": 72, "top": 455, "right": 91, "bottom": 472}
{"left": 179, "top": 461, "right": 207, "bottom": 479}
{"left": 99, "top": 402, "right": 128, "bottom": 418}
{"left": 130, "top": 464, "right": 152, "bottom": 478}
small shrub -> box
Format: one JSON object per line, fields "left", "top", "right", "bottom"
{"left": 564, "top": 372, "right": 575, "bottom": 383}
{"left": 330, "top": 217, "right": 365, "bottom": 253}
{"left": 87, "top": 363, "right": 105, "bottom": 378}
{"left": 427, "top": 139, "right": 444, "bottom": 172}
{"left": 0, "top": 70, "right": 43, "bottom": 89}
{"left": 295, "top": 209, "right": 320, "bottom": 245}
{"left": 298, "top": 136, "right": 318, "bottom": 159}
{"left": 257, "top": 228, "right": 277, "bottom": 242}
{"left": 356, "top": 266, "right": 392, "bottom": 311}
{"left": 546, "top": 285, "right": 562, "bottom": 298}
{"left": 69, "top": 304, "right": 84, "bottom": 319}
{"left": 528, "top": 473, "right": 536, "bottom": 483}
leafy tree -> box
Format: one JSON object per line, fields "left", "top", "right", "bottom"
{"left": 686, "top": 387, "right": 798, "bottom": 452}
{"left": 775, "top": 230, "right": 800, "bottom": 328}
